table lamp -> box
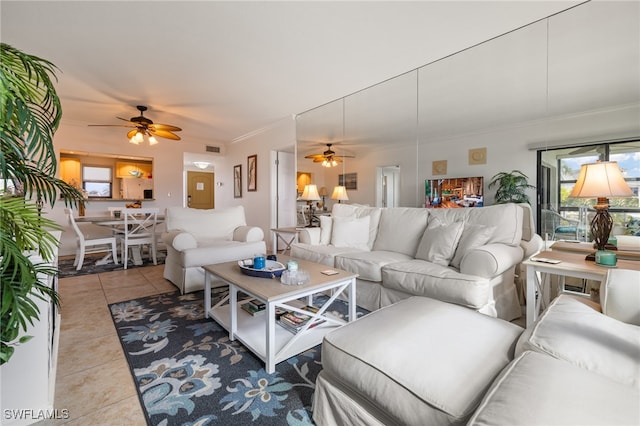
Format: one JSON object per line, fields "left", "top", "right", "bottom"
{"left": 331, "top": 185, "right": 349, "bottom": 203}
{"left": 318, "top": 186, "right": 328, "bottom": 210}
{"left": 299, "top": 184, "right": 321, "bottom": 227}
{"left": 569, "top": 161, "right": 633, "bottom": 260}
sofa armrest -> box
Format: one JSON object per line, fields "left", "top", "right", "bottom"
{"left": 162, "top": 230, "right": 198, "bottom": 250}
{"left": 460, "top": 243, "right": 523, "bottom": 278}
{"left": 521, "top": 233, "right": 544, "bottom": 259}
{"left": 601, "top": 269, "right": 640, "bottom": 325}
{"left": 298, "top": 227, "right": 321, "bottom": 245}
{"left": 233, "top": 225, "right": 264, "bottom": 243}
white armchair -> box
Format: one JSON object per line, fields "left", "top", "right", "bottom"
{"left": 162, "top": 206, "right": 266, "bottom": 294}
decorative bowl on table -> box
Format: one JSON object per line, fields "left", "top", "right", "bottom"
{"left": 238, "top": 259, "right": 286, "bottom": 278}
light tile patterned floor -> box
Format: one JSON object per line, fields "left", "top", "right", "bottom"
{"left": 52, "top": 262, "right": 175, "bottom": 425}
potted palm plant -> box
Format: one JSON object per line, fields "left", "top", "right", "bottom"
{"left": 488, "top": 170, "right": 536, "bottom": 204}
{"left": 0, "top": 43, "right": 83, "bottom": 364}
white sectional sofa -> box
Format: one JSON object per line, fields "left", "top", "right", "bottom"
{"left": 291, "top": 202, "right": 542, "bottom": 320}
{"left": 313, "top": 268, "right": 640, "bottom": 426}
{"left": 161, "top": 206, "right": 266, "bottom": 293}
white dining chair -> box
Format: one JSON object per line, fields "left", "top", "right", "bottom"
{"left": 65, "top": 208, "right": 118, "bottom": 270}
{"left": 120, "top": 208, "right": 159, "bottom": 269}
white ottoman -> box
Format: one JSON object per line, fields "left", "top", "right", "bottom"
{"left": 313, "top": 296, "right": 523, "bottom": 425}
{"left": 468, "top": 351, "right": 640, "bottom": 425}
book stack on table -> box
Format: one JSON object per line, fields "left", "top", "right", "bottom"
{"left": 241, "top": 299, "right": 266, "bottom": 316}
{"left": 278, "top": 305, "right": 325, "bottom": 334}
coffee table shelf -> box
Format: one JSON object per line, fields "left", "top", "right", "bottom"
{"left": 209, "top": 300, "right": 339, "bottom": 365}
{"left": 203, "top": 256, "right": 357, "bottom": 373}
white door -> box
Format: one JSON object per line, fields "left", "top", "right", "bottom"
{"left": 275, "top": 151, "right": 296, "bottom": 229}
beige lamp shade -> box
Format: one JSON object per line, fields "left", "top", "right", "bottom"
{"left": 569, "top": 161, "right": 633, "bottom": 258}
{"left": 569, "top": 161, "right": 633, "bottom": 200}
{"left": 318, "top": 186, "right": 328, "bottom": 197}
{"left": 300, "top": 184, "right": 321, "bottom": 201}
{"left": 331, "top": 185, "right": 349, "bottom": 201}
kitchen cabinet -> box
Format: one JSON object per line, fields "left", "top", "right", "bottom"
{"left": 115, "top": 161, "right": 152, "bottom": 178}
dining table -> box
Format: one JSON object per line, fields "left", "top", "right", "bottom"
{"left": 75, "top": 214, "right": 165, "bottom": 266}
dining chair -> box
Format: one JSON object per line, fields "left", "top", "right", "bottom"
{"left": 120, "top": 208, "right": 159, "bottom": 269}
{"left": 65, "top": 208, "right": 118, "bottom": 270}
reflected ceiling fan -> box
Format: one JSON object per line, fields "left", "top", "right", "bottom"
{"left": 304, "top": 143, "right": 354, "bottom": 167}
{"left": 89, "top": 105, "right": 182, "bottom": 145}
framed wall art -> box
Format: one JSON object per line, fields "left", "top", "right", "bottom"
{"left": 233, "top": 164, "right": 242, "bottom": 198}
{"left": 338, "top": 173, "right": 358, "bottom": 190}
{"left": 247, "top": 154, "right": 257, "bottom": 192}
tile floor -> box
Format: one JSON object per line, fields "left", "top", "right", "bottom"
{"left": 51, "top": 260, "right": 175, "bottom": 425}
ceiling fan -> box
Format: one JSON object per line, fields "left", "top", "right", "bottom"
{"left": 304, "top": 143, "right": 354, "bottom": 167}
{"left": 89, "top": 105, "right": 182, "bottom": 145}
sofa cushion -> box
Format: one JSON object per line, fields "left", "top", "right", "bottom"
{"left": 335, "top": 250, "right": 413, "bottom": 282}
{"left": 331, "top": 215, "right": 371, "bottom": 251}
{"left": 469, "top": 351, "right": 640, "bottom": 426}
{"left": 290, "top": 243, "right": 363, "bottom": 267}
{"left": 382, "top": 259, "right": 491, "bottom": 309}
{"left": 322, "top": 296, "right": 522, "bottom": 425}
{"left": 450, "top": 223, "right": 496, "bottom": 269}
{"left": 166, "top": 206, "right": 246, "bottom": 241}
{"left": 180, "top": 240, "right": 266, "bottom": 268}
{"left": 319, "top": 215, "right": 332, "bottom": 245}
{"left": 372, "top": 208, "right": 429, "bottom": 256}
{"left": 332, "top": 203, "right": 381, "bottom": 249}
{"left": 516, "top": 294, "right": 640, "bottom": 388}
{"left": 415, "top": 220, "right": 464, "bottom": 266}
{"left": 427, "top": 204, "right": 523, "bottom": 246}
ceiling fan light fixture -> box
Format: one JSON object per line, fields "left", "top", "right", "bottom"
{"left": 148, "top": 135, "right": 158, "bottom": 145}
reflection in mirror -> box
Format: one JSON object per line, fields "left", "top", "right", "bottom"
{"left": 59, "top": 150, "right": 154, "bottom": 200}
{"left": 296, "top": 2, "right": 639, "bottom": 210}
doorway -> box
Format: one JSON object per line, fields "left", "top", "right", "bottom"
{"left": 376, "top": 166, "right": 400, "bottom": 207}
{"left": 187, "top": 171, "right": 215, "bottom": 209}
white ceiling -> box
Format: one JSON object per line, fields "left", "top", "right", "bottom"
{"left": 1, "top": 1, "right": 583, "bottom": 147}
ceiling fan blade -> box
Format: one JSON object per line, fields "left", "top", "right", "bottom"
{"left": 127, "top": 129, "right": 140, "bottom": 139}
{"left": 305, "top": 154, "right": 326, "bottom": 159}
{"left": 88, "top": 124, "right": 136, "bottom": 128}
{"left": 150, "top": 123, "right": 182, "bottom": 132}
{"left": 116, "top": 116, "right": 135, "bottom": 123}
{"left": 148, "top": 129, "right": 181, "bottom": 140}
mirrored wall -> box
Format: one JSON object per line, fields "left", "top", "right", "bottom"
{"left": 296, "top": 1, "right": 640, "bottom": 210}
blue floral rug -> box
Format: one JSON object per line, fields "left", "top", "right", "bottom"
{"left": 58, "top": 250, "right": 166, "bottom": 278}
{"left": 109, "top": 290, "right": 367, "bottom": 425}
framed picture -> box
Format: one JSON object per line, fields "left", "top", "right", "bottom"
{"left": 339, "top": 172, "right": 357, "bottom": 190}
{"left": 247, "top": 154, "right": 257, "bottom": 192}
{"left": 233, "top": 164, "right": 242, "bottom": 198}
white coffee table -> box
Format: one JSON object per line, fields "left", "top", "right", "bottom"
{"left": 203, "top": 255, "right": 358, "bottom": 373}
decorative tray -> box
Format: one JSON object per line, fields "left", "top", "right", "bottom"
{"left": 238, "top": 260, "right": 286, "bottom": 278}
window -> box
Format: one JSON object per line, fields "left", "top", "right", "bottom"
{"left": 538, "top": 140, "right": 640, "bottom": 240}
{"left": 83, "top": 165, "right": 112, "bottom": 198}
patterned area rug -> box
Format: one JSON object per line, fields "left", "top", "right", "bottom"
{"left": 58, "top": 250, "right": 166, "bottom": 278}
{"left": 109, "top": 290, "right": 368, "bottom": 425}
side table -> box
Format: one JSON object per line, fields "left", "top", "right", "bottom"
{"left": 270, "top": 227, "right": 301, "bottom": 254}
{"left": 522, "top": 249, "right": 640, "bottom": 327}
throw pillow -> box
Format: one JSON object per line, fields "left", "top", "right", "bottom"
{"left": 415, "top": 221, "right": 464, "bottom": 266}
{"left": 331, "top": 215, "right": 371, "bottom": 251}
{"left": 319, "top": 215, "right": 332, "bottom": 245}
{"left": 450, "top": 223, "right": 496, "bottom": 269}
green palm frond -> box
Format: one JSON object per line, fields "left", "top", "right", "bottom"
{"left": 1, "top": 43, "right": 81, "bottom": 364}
{"left": 488, "top": 170, "right": 536, "bottom": 204}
